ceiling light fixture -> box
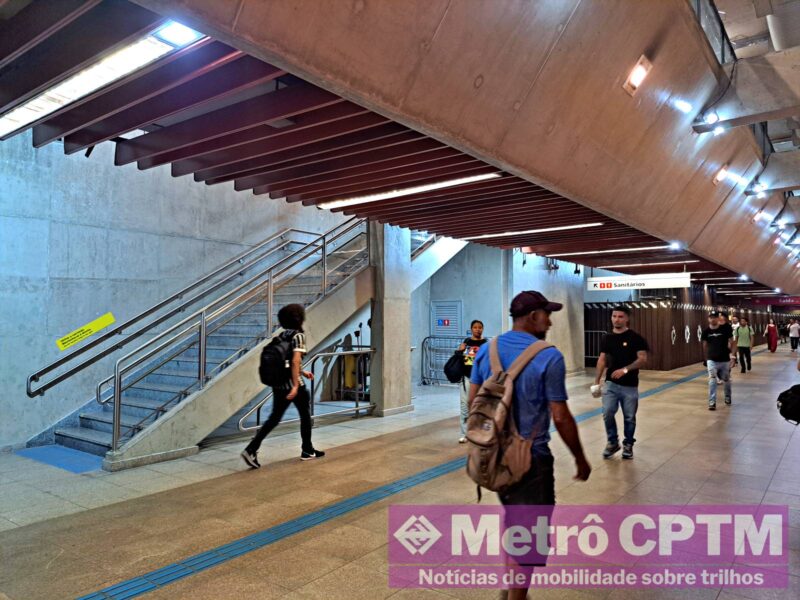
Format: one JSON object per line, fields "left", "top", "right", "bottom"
{"left": 596, "top": 260, "right": 700, "bottom": 269}
{"left": 623, "top": 55, "right": 652, "bottom": 95}
{"left": 0, "top": 21, "right": 204, "bottom": 139}
{"left": 775, "top": 288, "right": 782, "bottom": 293}
{"left": 317, "top": 173, "right": 502, "bottom": 210}
{"left": 547, "top": 244, "right": 672, "bottom": 257}
{"left": 713, "top": 165, "right": 729, "bottom": 185}
{"left": 739, "top": 274, "right": 749, "bottom": 281}
{"left": 674, "top": 99, "right": 693, "bottom": 114}
{"left": 713, "top": 125, "right": 726, "bottom": 136}
{"left": 463, "top": 221, "right": 604, "bottom": 241}
{"left": 704, "top": 110, "right": 720, "bottom": 125}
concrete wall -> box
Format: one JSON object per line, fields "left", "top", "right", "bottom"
{"left": 428, "top": 243, "right": 507, "bottom": 340}
{"left": 409, "top": 243, "right": 586, "bottom": 382}
{"left": 510, "top": 251, "right": 585, "bottom": 374}
{"left": 410, "top": 279, "right": 431, "bottom": 384}
{"left": 0, "top": 133, "right": 345, "bottom": 450}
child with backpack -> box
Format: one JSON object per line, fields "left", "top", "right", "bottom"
{"left": 241, "top": 304, "right": 325, "bottom": 469}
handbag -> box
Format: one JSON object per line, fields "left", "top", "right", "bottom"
{"left": 443, "top": 351, "right": 464, "bottom": 383}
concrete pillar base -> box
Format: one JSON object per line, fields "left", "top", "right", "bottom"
{"left": 374, "top": 404, "right": 415, "bottom": 418}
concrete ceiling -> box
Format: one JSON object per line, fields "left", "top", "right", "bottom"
{"left": 128, "top": 0, "right": 800, "bottom": 294}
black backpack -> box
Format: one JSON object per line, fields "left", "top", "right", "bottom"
{"left": 777, "top": 385, "right": 800, "bottom": 425}
{"left": 259, "top": 331, "right": 294, "bottom": 387}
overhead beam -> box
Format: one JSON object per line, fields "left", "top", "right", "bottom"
{"left": 32, "top": 40, "right": 239, "bottom": 147}
{"left": 233, "top": 139, "right": 450, "bottom": 191}
{"left": 167, "top": 107, "right": 380, "bottom": 174}
{"left": 63, "top": 56, "right": 285, "bottom": 154}
{"left": 0, "top": 0, "right": 101, "bottom": 71}
{"left": 694, "top": 46, "right": 800, "bottom": 133}
{"left": 197, "top": 125, "right": 415, "bottom": 183}
{"left": 743, "top": 150, "right": 800, "bottom": 195}
{"left": 523, "top": 235, "right": 662, "bottom": 255}
{"left": 0, "top": 0, "right": 163, "bottom": 116}
{"left": 287, "top": 159, "right": 485, "bottom": 202}
{"left": 114, "top": 82, "right": 342, "bottom": 165}
{"left": 277, "top": 155, "right": 482, "bottom": 199}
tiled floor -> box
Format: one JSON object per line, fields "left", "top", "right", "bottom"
{"left": 1, "top": 345, "right": 799, "bottom": 599}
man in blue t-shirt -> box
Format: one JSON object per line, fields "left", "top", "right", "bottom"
{"left": 469, "top": 290, "right": 591, "bottom": 600}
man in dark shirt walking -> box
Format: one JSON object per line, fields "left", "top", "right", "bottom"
{"left": 701, "top": 311, "right": 736, "bottom": 410}
{"left": 594, "top": 306, "right": 649, "bottom": 460}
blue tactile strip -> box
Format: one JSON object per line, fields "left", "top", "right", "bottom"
{"left": 15, "top": 444, "right": 103, "bottom": 474}
{"left": 77, "top": 358, "right": 751, "bottom": 599}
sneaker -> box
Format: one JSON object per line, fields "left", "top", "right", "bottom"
{"left": 458, "top": 437, "right": 467, "bottom": 444}
{"left": 603, "top": 442, "right": 620, "bottom": 459}
{"left": 725, "top": 398, "right": 732, "bottom": 405}
{"left": 241, "top": 450, "right": 260, "bottom": 469}
{"left": 715, "top": 378, "right": 723, "bottom": 385}
{"left": 708, "top": 404, "right": 716, "bottom": 411}
{"left": 301, "top": 449, "right": 326, "bottom": 461}
{"left": 622, "top": 444, "right": 633, "bottom": 460}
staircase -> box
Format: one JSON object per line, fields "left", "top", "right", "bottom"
{"left": 28, "top": 219, "right": 369, "bottom": 458}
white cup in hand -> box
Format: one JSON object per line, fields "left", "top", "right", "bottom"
{"left": 590, "top": 384, "right": 602, "bottom": 398}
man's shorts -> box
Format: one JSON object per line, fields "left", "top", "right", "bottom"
{"left": 498, "top": 454, "right": 556, "bottom": 569}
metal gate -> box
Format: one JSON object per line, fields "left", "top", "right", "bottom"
{"left": 420, "top": 335, "right": 465, "bottom": 384}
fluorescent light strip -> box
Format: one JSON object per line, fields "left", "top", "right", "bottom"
{"left": 704, "top": 282, "right": 753, "bottom": 286}
{"left": 692, "top": 277, "right": 744, "bottom": 281}
{"left": 596, "top": 260, "right": 699, "bottom": 269}
{"left": 462, "top": 222, "right": 604, "bottom": 241}
{"left": 547, "top": 244, "right": 672, "bottom": 257}
{"left": 0, "top": 21, "right": 203, "bottom": 138}
{"left": 317, "top": 173, "right": 502, "bottom": 210}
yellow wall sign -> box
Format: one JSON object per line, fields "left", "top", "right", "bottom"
{"left": 56, "top": 312, "right": 116, "bottom": 351}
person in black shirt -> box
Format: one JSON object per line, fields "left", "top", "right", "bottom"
{"left": 593, "top": 306, "right": 649, "bottom": 460}
{"left": 701, "top": 311, "right": 736, "bottom": 410}
{"left": 456, "top": 320, "right": 487, "bottom": 443}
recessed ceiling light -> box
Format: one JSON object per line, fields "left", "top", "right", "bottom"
{"left": 153, "top": 21, "right": 204, "bottom": 47}
{"left": 673, "top": 99, "right": 693, "bottom": 114}
{"left": 704, "top": 110, "right": 720, "bottom": 125}
{"left": 463, "top": 222, "right": 604, "bottom": 241}
{"left": 596, "top": 260, "right": 700, "bottom": 268}
{"left": 713, "top": 165, "right": 729, "bottom": 184}
{"left": 623, "top": 55, "right": 652, "bottom": 95}
{"left": 317, "top": 173, "right": 502, "bottom": 210}
{"left": 547, "top": 244, "right": 672, "bottom": 257}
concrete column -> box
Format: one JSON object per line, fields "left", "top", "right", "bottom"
{"left": 369, "top": 222, "right": 413, "bottom": 417}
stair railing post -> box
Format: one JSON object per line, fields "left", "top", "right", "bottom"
{"left": 198, "top": 312, "right": 207, "bottom": 389}
{"left": 112, "top": 363, "right": 122, "bottom": 451}
{"left": 321, "top": 236, "right": 328, "bottom": 297}
{"left": 267, "top": 272, "right": 274, "bottom": 334}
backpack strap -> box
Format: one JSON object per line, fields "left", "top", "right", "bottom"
{"left": 506, "top": 340, "right": 552, "bottom": 380}
{"left": 489, "top": 338, "right": 503, "bottom": 376}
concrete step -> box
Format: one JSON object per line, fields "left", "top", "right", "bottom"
{"left": 79, "top": 411, "right": 143, "bottom": 434}
{"left": 125, "top": 381, "right": 192, "bottom": 403}
{"left": 54, "top": 426, "right": 112, "bottom": 456}
{"left": 143, "top": 368, "right": 200, "bottom": 387}
{"left": 118, "top": 395, "right": 171, "bottom": 418}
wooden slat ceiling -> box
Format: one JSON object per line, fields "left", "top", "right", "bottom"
{"left": 0, "top": 0, "right": 781, "bottom": 299}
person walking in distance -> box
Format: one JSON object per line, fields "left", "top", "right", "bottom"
{"left": 731, "top": 316, "right": 740, "bottom": 367}
{"left": 789, "top": 319, "right": 800, "bottom": 353}
{"left": 702, "top": 311, "right": 736, "bottom": 410}
{"left": 766, "top": 319, "right": 779, "bottom": 353}
{"left": 456, "top": 320, "right": 487, "bottom": 444}
{"left": 241, "top": 304, "right": 325, "bottom": 468}
{"left": 468, "top": 291, "right": 591, "bottom": 600}
{"left": 593, "top": 306, "right": 649, "bottom": 460}
{"left": 735, "top": 317, "right": 754, "bottom": 374}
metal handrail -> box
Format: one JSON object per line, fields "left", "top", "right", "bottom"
{"left": 109, "top": 219, "right": 368, "bottom": 450}
{"left": 238, "top": 348, "right": 374, "bottom": 434}
{"left": 26, "top": 220, "right": 354, "bottom": 398}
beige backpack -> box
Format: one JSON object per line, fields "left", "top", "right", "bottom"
{"left": 465, "top": 338, "right": 551, "bottom": 500}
